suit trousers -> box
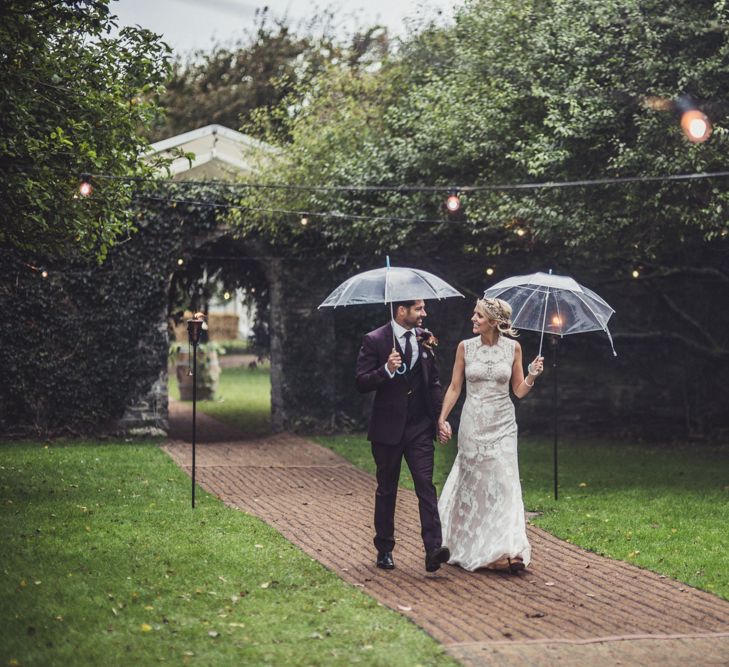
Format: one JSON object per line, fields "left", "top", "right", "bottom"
{"left": 371, "top": 416, "right": 443, "bottom": 554}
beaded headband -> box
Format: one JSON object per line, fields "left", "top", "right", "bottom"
{"left": 479, "top": 297, "right": 510, "bottom": 324}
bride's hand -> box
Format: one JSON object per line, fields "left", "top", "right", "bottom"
{"left": 437, "top": 420, "right": 452, "bottom": 443}
{"left": 528, "top": 355, "right": 544, "bottom": 377}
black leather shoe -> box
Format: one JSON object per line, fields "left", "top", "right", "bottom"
{"left": 508, "top": 557, "right": 526, "bottom": 574}
{"left": 425, "top": 546, "right": 451, "bottom": 572}
{"left": 376, "top": 551, "right": 395, "bottom": 570}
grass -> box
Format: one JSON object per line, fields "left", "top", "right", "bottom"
{"left": 0, "top": 439, "right": 458, "bottom": 667}
{"left": 216, "top": 339, "right": 251, "bottom": 355}
{"left": 170, "top": 365, "right": 271, "bottom": 437}
{"left": 313, "top": 432, "right": 729, "bottom": 601}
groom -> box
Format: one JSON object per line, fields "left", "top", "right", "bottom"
{"left": 355, "top": 299, "right": 450, "bottom": 572}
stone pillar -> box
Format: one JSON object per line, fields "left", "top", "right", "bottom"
{"left": 116, "top": 315, "right": 170, "bottom": 435}
{"left": 267, "top": 257, "right": 286, "bottom": 431}
{"left": 266, "top": 257, "right": 337, "bottom": 432}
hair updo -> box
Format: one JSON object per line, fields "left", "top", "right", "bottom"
{"left": 475, "top": 298, "right": 519, "bottom": 337}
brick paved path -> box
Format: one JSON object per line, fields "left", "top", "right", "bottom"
{"left": 164, "top": 402, "right": 729, "bottom": 666}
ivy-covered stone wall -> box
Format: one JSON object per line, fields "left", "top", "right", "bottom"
{"left": 0, "top": 193, "right": 220, "bottom": 436}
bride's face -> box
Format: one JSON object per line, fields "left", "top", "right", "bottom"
{"left": 471, "top": 310, "right": 495, "bottom": 334}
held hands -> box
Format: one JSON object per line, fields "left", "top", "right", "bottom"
{"left": 386, "top": 348, "right": 403, "bottom": 374}
{"left": 437, "top": 420, "right": 452, "bottom": 444}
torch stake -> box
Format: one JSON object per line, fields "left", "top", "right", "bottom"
{"left": 192, "top": 340, "right": 197, "bottom": 508}
{"left": 187, "top": 317, "right": 205, "bottom": 509}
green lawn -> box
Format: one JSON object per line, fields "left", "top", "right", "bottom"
{"left": 170, "top": 364, "right": 272, "bottom": 437}
{"left": 0, "top": 440, "right": 457, "bottom": 666}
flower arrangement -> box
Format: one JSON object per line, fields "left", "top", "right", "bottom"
{"left": 417, "top": 328, "right": 439, "bottom": 351}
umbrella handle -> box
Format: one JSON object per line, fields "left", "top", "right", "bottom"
{"left": 387, "top": 258, "right": 406, "bottom": 374}
{"left": 538, "top": 286, "right": 550, "bottom": 358}
{"left": 390, "top": 345, "right": 408, "bottom": 374}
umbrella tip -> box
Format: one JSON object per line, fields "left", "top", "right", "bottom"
{"left": 548, "top": 268, "right": 553, "bottom": 275}
{"left": 386, "top": 255, "right": 391, "bottom": 268}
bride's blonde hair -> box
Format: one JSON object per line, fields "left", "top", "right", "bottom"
{"left": 475, "top": 298, "right": 519, "bottom": 337}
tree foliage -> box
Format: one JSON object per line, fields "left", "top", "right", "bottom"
{"left": 151, "top": 8, "right": 390, "bottom": 143}
{"left": 245, "top": 0, "right": 729, "bottom": 325}
{"left": 0, "top": 0, "right": 171, "bottom": 260}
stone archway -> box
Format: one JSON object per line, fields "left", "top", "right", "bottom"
{"left": 118, "top": 124, "right": 358, "bottom": 436}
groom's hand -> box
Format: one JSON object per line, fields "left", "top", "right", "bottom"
{"left": 386, "top": 349, "right": 402, "bottom": 374}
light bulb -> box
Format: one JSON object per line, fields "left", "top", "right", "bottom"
{"left": 445, "top": 194, "right": 461, "bottom": 212}
{"left": 680, "top": 109, "right": 712, "bottom": 143}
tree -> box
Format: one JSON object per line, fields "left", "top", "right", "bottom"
{"left": 0, "top": 0, "right": 171, "bottom": 260}
{"left": 150, "top": 8, "right": 390, "bottom": 144}
{"left": 248, "top": 0, "right": 729, "bottom": 332}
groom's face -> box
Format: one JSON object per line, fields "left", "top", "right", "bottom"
{"left": 398, "top": 300, "right": 426, "bottom": 329}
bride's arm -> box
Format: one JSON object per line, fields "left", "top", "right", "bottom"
{"left": 512, "top": 341, "right": 543, "bottom": 398}
{"left": 437, "top": 341, "right": 466, "bottom": 438}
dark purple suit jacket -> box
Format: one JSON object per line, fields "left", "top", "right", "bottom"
{"left": 355, "top": 323, "right": 443, "bottom": 445}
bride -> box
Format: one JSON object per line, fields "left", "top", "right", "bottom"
{"left": 437, "top": 297, "right": 543, "bottom": 573}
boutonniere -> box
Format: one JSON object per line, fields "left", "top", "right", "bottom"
{"left": 417, "top": 329, "right": 439, "bottom": 352}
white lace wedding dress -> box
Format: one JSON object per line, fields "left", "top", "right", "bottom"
{"left": 438, "top": 335, "right": 531, "bottom": 571}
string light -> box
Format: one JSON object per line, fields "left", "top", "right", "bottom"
{"left": 675, "top": 96, "right": 712, "bottom": 144}
{"left": 445, "top": 192, "right": 462, "bottom": 213}
{"left": 300, "top": 215, "right": 309, "bottom": 226}
{"left": 515, "top": 228, "right": 526, "bottom": 237}
{"left": 632, "top": 268, "right": 640, "bottom": 278}
{"left": 443, "top": 190, "right": 466, "bottom": 222}
{"left": 41, "top": 269, "right": 49, "bottom": 279}
{"left": 644, "top": 95, "right": 713, "bottom": 144}
{"left": 177, "top": 258, "right": 184, "bottom": 266}
{"left": 680, "top": 109, "right": 712, "bottom": 143}
{"left": 223, "top": 291, "right": 231, "bottom": 300}
{"left": 78, "top": 173, "right": 93, "bottom": 197}
{"left": 485, "top": 267, "right": 494, "bottom": 276}
{"left": 135, "top": 194, "right": 475, "bottom": 227}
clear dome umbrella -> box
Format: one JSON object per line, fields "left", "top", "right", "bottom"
{"left": 319, "top": 256, "right": 464, "bottom": 371}
{"left": 319, "top": 258, "right": 464, "bottom": 308}
{"left": 484, "top": 270, "right": 617, "bottom": 500}
{"left": 483, "top": 270, "right": 617, "bottom": 358}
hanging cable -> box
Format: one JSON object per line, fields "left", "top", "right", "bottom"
{"left": 133, "top": 194, "right": 477, "bottom": 226}
{"left": 88, "top": 168, "right": 729, "bottom": 193}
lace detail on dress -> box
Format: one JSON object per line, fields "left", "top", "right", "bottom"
{"left": 438, "top": 335, "right": 531, "bottom": 571}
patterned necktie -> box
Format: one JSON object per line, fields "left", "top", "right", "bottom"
{"left": 403, "top": 330, "right": 413, "bottom": 372}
